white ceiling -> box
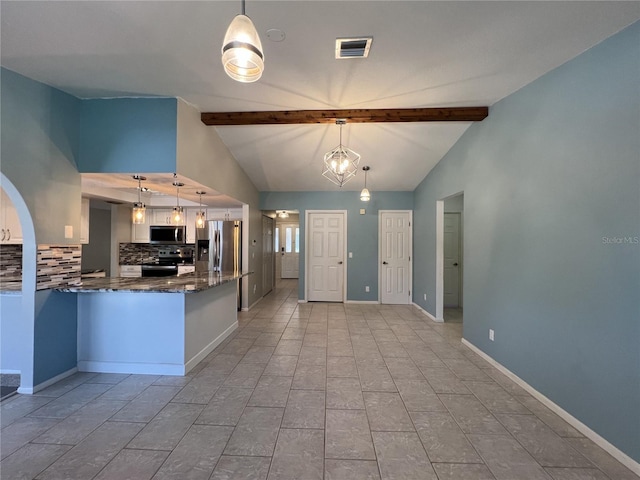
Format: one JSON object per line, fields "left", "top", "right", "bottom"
{"left": 2, "top": 1, "right": 639, "bottom": 195}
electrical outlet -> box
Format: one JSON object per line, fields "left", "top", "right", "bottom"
{"left": 365, "top": 286, "right": 370, "bottom": 292}
{"left": 349, "top": 252, "right": 353, "bottom": 258}
{"left": 423, "top": 293, "right": 427, "bottom": 301}
{"left": 489, "top": 329, "right": 495, "bottom": 341}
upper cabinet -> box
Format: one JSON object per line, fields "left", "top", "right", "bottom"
{"left": 0, "top": 188, "right": 23, "bottom": 244}
{"left": 80, "top": 198, "right": 90, "bottom": 244}
{"left": 152, "top": 209, "right": 173, "bottom": 225}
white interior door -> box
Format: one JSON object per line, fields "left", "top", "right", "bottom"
{"left": 443, "top": 213, "right": 461, "bottom": 307}
{"left": 307, "top": 212, "right": 345, "bottom": 302}
{"left": 380, "top": 211, "right": 412, "bottom": 304}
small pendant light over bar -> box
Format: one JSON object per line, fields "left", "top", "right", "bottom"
{"left": 360, "top": 166, "right": 371, "bottom": 202}
{"left": 322, "top": 119, "right": 360, "bottom": 187}
{"left": 132, "top": 175, "right": 146, "bottom": 224}
{"left": 172, "top": 174, "right": 185, "bottom": 225}
{"left": 196, "top": 191, "right": 206, "bottom": 229}
{"left": 221, "top": 0, "right": 264, "bottom": 83}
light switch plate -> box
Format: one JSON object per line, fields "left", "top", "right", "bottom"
{"left": 64, "top": 225, "right": 73, "bottom": 238}
{"left": 359, "top": 208, "right": 365, "bottom": 215}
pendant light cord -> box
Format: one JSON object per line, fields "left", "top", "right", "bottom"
{"left": 241, "top": 0, "right": 246, "bottom": 15}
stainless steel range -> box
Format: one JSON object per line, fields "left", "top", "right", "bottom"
{"left": 141, "top": 248, "right": 194, "bottom": 277}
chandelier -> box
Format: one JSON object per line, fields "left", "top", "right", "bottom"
{"left": 322, "top": 119, "right": 360, "bottom": 187}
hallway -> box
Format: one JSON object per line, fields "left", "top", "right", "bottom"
{"left": 1, "top": 280, "right": 637, "bottom": 479}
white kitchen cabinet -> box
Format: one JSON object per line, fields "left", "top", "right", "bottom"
{"left": 80, "top": 197, "right": 90, "bottom": 244}
{"left": 186, "top": 209, "right": 198, "bottom": 243}
{"left": 119, "top": 265, "right": 142, "bottom": 277}
{"left": 177, "top": 265, "right": 195, "bottom": 276}
{"left": 0, "top": 188, "right": 23, "bottom": 244}
{"left": 131, "top": 208, "right": 150, "bottom": 243}
{"left": 152, "top": 209, "right": 173, "bottom": 225}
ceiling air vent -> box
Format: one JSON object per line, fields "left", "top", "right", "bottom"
{"left": 335, "top": 37, "right": 373, "bottom": 59}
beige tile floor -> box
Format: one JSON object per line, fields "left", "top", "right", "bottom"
{"left": 1, "top": 279, "right": 638, "bottom": 480}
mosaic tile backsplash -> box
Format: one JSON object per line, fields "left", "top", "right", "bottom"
{"left": 119, "top": 243, "right": 195, "bottom": 265}
{"left": 0, "top": 244, "right": 22, "bottom": 283}
{"left": 37, "top": 245, "right": 82, "bottom": 290}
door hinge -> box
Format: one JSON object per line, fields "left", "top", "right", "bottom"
{"left": 409, "top": 290, "right": 411, "bottom": 296}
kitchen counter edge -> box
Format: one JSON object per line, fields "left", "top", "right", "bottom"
{"left": 54, "top": 271, "right": 252, "bottom": 294}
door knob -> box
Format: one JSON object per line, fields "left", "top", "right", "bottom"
{"left": 383, "top": 261, "right": 388, "bottom": 265}
{"left": 338, "top": 261, "right": 343, "bottom": 264}
{"left": 453, "top": 262, "right": 459, "bottom": 266}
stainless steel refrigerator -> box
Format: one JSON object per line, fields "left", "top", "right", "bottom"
{"left": 196, "top": 220, "right": 242, "bottom": 308}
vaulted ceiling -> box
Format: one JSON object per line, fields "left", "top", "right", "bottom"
{"left": 2, "top": 1, "right": 639, "bottom": 195}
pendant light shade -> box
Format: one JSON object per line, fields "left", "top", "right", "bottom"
{"left": 360, "top": 166, "right": 371, "bottom": 202}
{"left": 221, "top": 2, "right": 264, "bottom": 83}
{"left": 172, "top": 175, "right": 185, "bottom": 225}
{"left": 132, "top": 175, "right": 146, "bottom": 224}
{"left": 196, "top": 191, "right": 206, "bottom": 229}
{"left": 322, "top": 120, "right": 360, "bottom": 187}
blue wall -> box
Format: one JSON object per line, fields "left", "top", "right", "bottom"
{"left": 33, "top": 291, "right": 78, "bottom": 385}
{"left": 261, "top": 191, "right": 413, "bottom": 301}
{"left": 413, "top": 23, "right": 639, "bottom": 461}
{"left": 79, "top": 97, "right": 177, "bottom": 173}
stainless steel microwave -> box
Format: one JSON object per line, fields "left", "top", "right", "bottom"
{"left": 149, "top": 225, "right": 187, "bottom": 244}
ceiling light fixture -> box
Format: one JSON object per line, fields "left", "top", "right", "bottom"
{"left": 322, "top": 119, "right": 360, "bottom": 187}
{"left": 221, "top": 0, "right": 264, "bottom": 83}
{"left": 360, "top": 166, "right": 371, "bottom": 202}
{"left": 278, "top": 210, "right": 289, "bottom": 219}
{"left": 172, "top": 174, "right": 185, "bottom": 225}
{"left": 196, "top": 191, "right": 207, "bottom": 229}
{"left": 132, "top": 175, "right": 146, "bottom": 224}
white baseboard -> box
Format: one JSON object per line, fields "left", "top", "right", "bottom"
{"left": 78, "top": 360, "right": 185, "bottom": 376}
{"left": 18, "top": 366, "right": 78, "bottom": 394}
{"left": 412, "top": 302, "right": 443, "bottom": 323}
{"left": 345, "top": 300, "right": 379, "bottom": 304}
{"left": 184, "top": 321, "right": 238, "bottom": 373}
{"left": 461, "top": 338, "right": 640, "bottom": 476}
{"left": 297, "top": 299, "right": 308, "bottom": 303}
{"left": 245, "top": 296, "right": 264, "bottom": 311}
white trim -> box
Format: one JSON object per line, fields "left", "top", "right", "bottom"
{"left": 18, "top": 366, "right": 77, "bottom": 395}
{"left": 78, "top": 361, "right": 185, "bottom": 376}
{"left": 435, "top": 200, "right": 444, "bottom": 320}
{"left": 297, "top": 299, "right": 308, "bottom": 303}
{"left": 461, "top": 338, "right": 640, "bottom": 476}
{"left": 184, "top": 321, "right": 238, "bottom": 373}
{"left": 305, "top": 210, "right": 348, "bottom": 303}
{"left": 245, "top": 295, "right": 264, "bottom": 311}
{"left": 0, "top": 369, "right": 21, "bottom": 374}
{"left": 412, "top": 302, "right": 443, "bottom": 323}
{"left": 345, "top": 300, "right": 379, "bottom": 305}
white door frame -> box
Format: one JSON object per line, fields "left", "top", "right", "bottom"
{"left": 304, "top": 210, "right": 348, "bottom": 303}
{"left": 378, "top": 210, "right": 413, "bottom": 304}
{"left": 435, "top": 194, "right": 463, "bottom": 321}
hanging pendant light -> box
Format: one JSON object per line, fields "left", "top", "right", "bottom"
{"left": 221, "top": 0, "right": 264, "bottom": 83}
{"left": 360, "top": 166, "right": 371, "bottom": 202}
{"left": 195, "top": 191, "right": 207, "bottom": 229}
{"left": 172, "top": 174, "right": 184, "bottom": 225}
{"left": 322, "top": 119, "right": 360, "bottom": 187}
{"left": 132, "top": 175, "right": 147, "bottom": 224}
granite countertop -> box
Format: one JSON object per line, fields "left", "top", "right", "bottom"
{"left": 55, "top": 271, "right": 251, "bottom": 294}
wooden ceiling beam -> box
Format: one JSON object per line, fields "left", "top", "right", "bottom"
{"left": 200, "top": 107, "right": 488, "bottom": 126}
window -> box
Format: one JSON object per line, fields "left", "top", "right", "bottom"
{"left": 274, "top": 227, "right": 279, "bottom": 252}
{"left": 285, "top": 227, "right": 293, "bottom": 253}
{"left": 295, "top": 228, "right": 300, "bottom": 253}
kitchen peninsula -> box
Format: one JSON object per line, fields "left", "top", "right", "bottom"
{"left": 58, "top": 272, "right": 249, "bottom": 376}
